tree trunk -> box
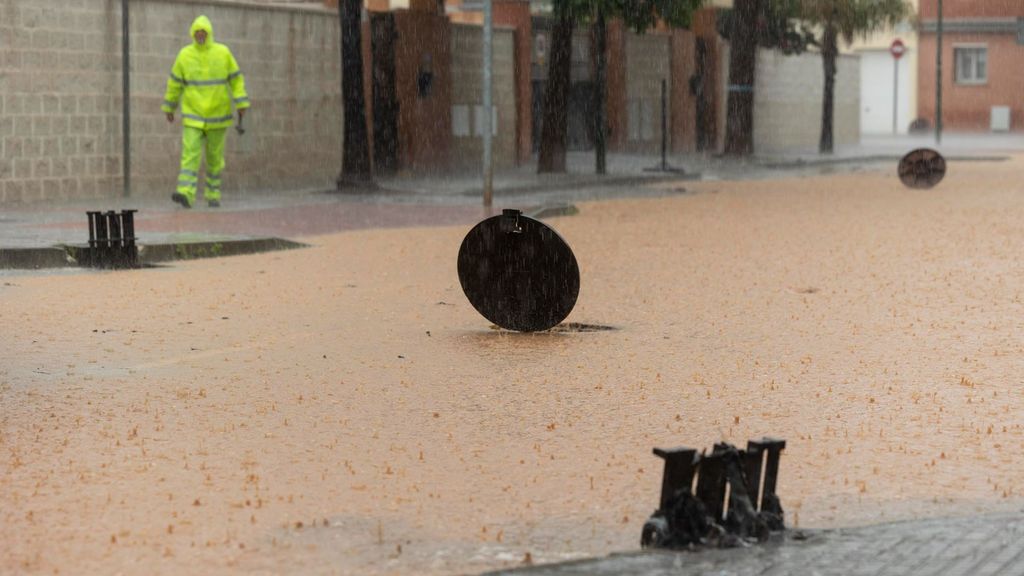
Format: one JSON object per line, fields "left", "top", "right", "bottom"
{"left": 538, "top": 6, "right": 574, "bottom": 174}
{"left": 339, "top": 0, "right": 372, "bottom": 187}
{"left": 819, "top": 23, "right": 837, "bottom": 155}
{"left": 723, "top": 0, "right": 758, "bottom": 156}
{"left": 592, "top": 8, "right": 607, "bottom": 175}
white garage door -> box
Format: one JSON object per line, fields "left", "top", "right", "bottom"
{"left": 860, "top": 49, "right": 912, "bottom": 135}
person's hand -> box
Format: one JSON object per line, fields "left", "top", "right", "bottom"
{"left": 166, "top": 112, "right": 174, "bottom": 123}
{"left": 237, "top": 108, "right": 246, "bottom": 120}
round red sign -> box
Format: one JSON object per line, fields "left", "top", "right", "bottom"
{"left": 890, "top": 39, "right": 906, "bottom": 59}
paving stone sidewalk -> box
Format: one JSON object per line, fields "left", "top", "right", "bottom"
{"left": 487, "top": 513, "right": 1024, "bottom": 576}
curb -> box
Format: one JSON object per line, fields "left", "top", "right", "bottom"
{"left": 0, "top": 238, "right": 307, "bottom": 271}
{"left": 453, "top": 173, "right": 700, "bottom": 198}
{"left": 136, "top": 238, "right": 307, "bottom": 264}
{"left": 525, "top": 203, "right": 580, "bottom": 220}
{"left": 482, "top": 512, "right": 1024, "bottom": 575}
{"left": 757, "top": 154, "right": 1009, "bottom": 170}
{"left": 0, "top": 248, "right": 75, "bottom": 269}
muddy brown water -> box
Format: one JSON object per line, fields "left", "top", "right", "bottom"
{"left": 4, "top": 159, "right": 1024, "bottom": 574}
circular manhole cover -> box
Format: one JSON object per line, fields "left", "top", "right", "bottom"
{"left": 458, "top": 209, "right": 579, "bottom": 332}
{"left": 898, "top": 148, "right": 946, "bottom": 189}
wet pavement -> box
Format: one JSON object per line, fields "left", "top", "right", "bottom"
{"left": 5, "top": 142, "right": 1024, "bottom": 575}
{"left": 488, "top": 513, "right": 1024, "bottom": 575}
{"left": 3, "top": 142, "right": 1009, "bottom": 269}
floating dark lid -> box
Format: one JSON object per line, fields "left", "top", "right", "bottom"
{"left": 899, "top": 148, "right": 946, "bottom": 189}
{"left": 457, "top": 209, "right": 580, "bottom": 332}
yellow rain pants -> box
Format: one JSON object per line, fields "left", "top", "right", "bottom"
{"left": 176, "top": 126, "right": 226, "bottom": 204}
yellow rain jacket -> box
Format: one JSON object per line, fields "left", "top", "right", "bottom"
{"left": 162, "top": 15, "right": 249, "bottom": 130}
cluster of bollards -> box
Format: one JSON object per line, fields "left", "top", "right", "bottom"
{"left": 641, "top": 438, "right": 787, "bottom": 550}
{"left": 81, "top": 210, "right": 140, "bottom": 269}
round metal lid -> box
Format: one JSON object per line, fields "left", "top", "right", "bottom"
{"left": 458, "top": 209, "right": 580, "bottom": 332}
{"left": 898, "top": 148, "right": 946, "bottom": 189}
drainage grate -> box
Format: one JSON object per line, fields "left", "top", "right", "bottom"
{"left": 547, "top": 323, "right": 616, "bottom": 333}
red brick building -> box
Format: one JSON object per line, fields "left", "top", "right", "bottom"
{"left": 918, "top": 0, "right": 1024, "bottom": 131}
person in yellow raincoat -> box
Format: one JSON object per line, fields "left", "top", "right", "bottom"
{"left": 162, "top": 15, "right": 250, "bottom": 208}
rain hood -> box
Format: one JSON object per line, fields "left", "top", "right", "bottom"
{"left": 190, "top": 15, "right": 214, "bottom": 49}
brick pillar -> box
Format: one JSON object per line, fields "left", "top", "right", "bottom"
{"left": 393, "top": 10, "right": 452, "bottom": 172}
{"left": 692, "top": 8, "right": 720, "bottom": 152}
{"left": 494, "top": 0, "right": 532, "bottom": 165}
{"left": 606, "top": 18, "right": 628, "bottom": 152}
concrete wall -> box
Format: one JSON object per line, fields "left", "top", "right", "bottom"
{"left": 715, "top": 47, "right": 859, "bottom": 154}
{"left": 0, "top": 0, "right": 342, "bottom": 205}
{"left": 624, "top": 31, "right": 671, "bottom": 153}
{"left": 492, "top": 0, "right": 531, "bottom": 164}
{"left": 449, "top": 23, "right": 516, "bottom": 171}
{"left": 753, "top": 50, "right": 860, "bottom": 154}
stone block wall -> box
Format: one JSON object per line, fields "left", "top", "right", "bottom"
{"left": 449, "top": 23, "right": 516, "bottom": 172}
{"left": 624, "top": 31, "right": 671, "bottom": 153}
{"left": 714, "top": 45, "right": 860, "bottom": 155}
{"left": 753, "top": 50, "right": 860, "bottom": 154}
{"left": 0, "top": 0, "right": 342, "bottom": 204}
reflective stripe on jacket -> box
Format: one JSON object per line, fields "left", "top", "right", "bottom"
{"left": 162, "top": 15, "right": 250, "bottom": 130}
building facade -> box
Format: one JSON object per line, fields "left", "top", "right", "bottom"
{"left": 848, "top": 0, "right": 920, "bottom": 135}
{"left": 918, "top": 0, "right": 1024, "bottom": 132}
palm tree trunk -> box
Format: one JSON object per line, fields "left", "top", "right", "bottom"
{"left": 819, "top": 23, "right": 837, "bottom": 155}
{"left": 723, "top": 0, "right": 759, "bottom": 156}
{"left": 538, "top": 6, "right": 574, "bottom": 174}
{"left": 340, "top": 0, "right": 372, "bottom": 186}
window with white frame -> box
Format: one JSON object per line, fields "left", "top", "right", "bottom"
{"left": 954, "top": 46, "right": 987, "bottom": 85}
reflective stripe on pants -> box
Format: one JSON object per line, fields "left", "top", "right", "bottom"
{"left": 176, "top": 126, "right": 227, "bottom": 203}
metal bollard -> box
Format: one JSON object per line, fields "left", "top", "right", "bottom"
{"left": 746, "top": 438, "right": 786, "bottom": 528}
{"left": 642, "top": 438, "right": 787, "bottom": 549}
{"left": 653, "top": 447, "right": 699, "bottom": 510}
{"left": 694, "top": 447, "right": 728, "bottom": 522}
{"left": 82, "top": 210, "right": 139, "bottom": 269}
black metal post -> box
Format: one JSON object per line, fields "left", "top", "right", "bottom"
{"left": 660, "top": 79, "right": 668, "bottom": 171}
{"left": 652, "top": 447, "right": 698, "bottom": 510}
{"left": 935, "top": 0, "right": 943, "bottom": 145}
{"left": 87, "top": 212, "right": 99, "bottom": 248}
{"left": 121, "top": 0, "right": 130, "bottom": 197}
{"left": 122, "top": 210, "right": 136, "bottom": 247}
{"left": 893, "top": 58, "right": 899, "bottom": 135}
{"left": 694, "top": 448, "right": 727, "bottom": 521}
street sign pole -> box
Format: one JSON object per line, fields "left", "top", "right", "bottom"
{"left": 893, "top": 59, "right": 899, "bottom": 134}
{"left": 890, "top": 39, "right": 905, "bottom": 135}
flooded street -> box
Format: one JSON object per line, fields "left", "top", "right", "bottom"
{"left": 4, "top": 158, "right": 1024, "bottom": 574}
